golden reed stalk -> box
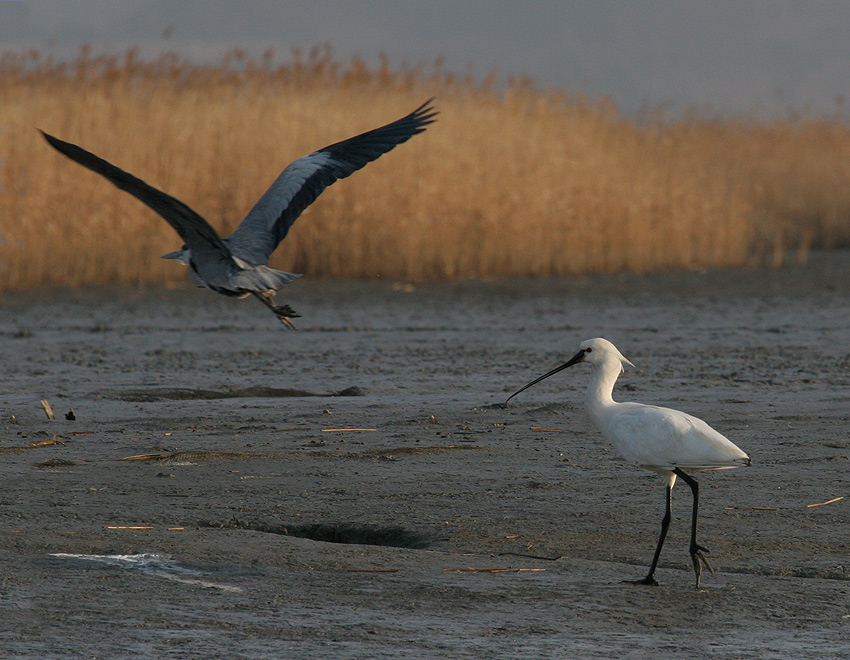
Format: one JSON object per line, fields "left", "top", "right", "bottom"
{"left": 2, "top": 46, "right": 849, "bottom": 290}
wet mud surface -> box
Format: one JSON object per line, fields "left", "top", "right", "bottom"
{"left": 1, "top": 252, "right": 850, "bottom": 658}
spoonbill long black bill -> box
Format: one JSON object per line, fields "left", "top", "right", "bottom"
{"left": 41, "top": 99, "right": 437, "bottom": 328}
{"left": 506, "top": 337, "right": 751, "bottom": 588}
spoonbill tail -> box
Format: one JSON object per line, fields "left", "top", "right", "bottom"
{"left": 41, "top": 99, "right": 437, "bottom": 328}
{"left": 506, "top": 337, "right": 750, "bottom": 588}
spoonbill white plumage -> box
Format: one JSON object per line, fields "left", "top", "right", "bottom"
{"left": 41, "top": 100, "right": 437, "bottom": 328}
{"left": 506, "top": 337, "right": 750, "bottom": 588}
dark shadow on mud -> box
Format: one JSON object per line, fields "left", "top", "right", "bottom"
{"left": 201, "top": 519, "right": 434, "bottom": 549}
{"left": 103, "top": 385, "right": 365, "bottom": 401}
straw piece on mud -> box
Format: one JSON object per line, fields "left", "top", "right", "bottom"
{"left": 321, "top": 428, "right": 377, "bottom": 432}
{"left": 106, "top": 526, "right": 155, "bottom": 529}
{"left": 168, "top": 527, "right": 185, "bottom": 531}
{"left": 30, "top": 436, "right": 65, "bottom": 447}
{"left": 505, "top": 534, "right": 519, "bottom": 539}
{"left": 118, "top": 453, "right": 168, "bottom": 461}
{"left": 40, "top": 399, "right": 55, "bottom": 420}
{"left": 498, "top": 551, "right": 564, "bottom": 561}
{"left": 530, "top": 427, "right": 561, "bottom": 432}
{"left": 806, "top": 496, "right": 844, "bottom": 508}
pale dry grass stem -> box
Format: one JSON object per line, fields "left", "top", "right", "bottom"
{"left": 1, "top": 47, "right": 849, "bottom": 291}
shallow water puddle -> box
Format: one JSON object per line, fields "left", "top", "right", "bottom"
{"left": 49, "top": 552, "right": 243, "bottom": 592}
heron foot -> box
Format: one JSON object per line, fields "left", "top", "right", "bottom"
{"left": 272, "top": 304, "right": 301, "bottom": 330}
{"left": 272, "top": 303, "right": 300, "bottom": 317}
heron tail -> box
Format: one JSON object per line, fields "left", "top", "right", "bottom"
{"left": 231, "top": 266, "right": 301, "bottom": 293}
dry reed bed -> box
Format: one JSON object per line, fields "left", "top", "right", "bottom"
{"left": 1, "top": 47, "right": 849, "bottom": 290}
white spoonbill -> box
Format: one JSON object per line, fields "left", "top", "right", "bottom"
{"left": 41, "top": 100, "right": 436, "bottom": 328}
{"left": 506, "top": 337, "right": 750, "bottom": 588}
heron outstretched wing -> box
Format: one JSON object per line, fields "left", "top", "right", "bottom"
{"left": 40, "top": 131, "right": 234, "bottom": 274}
{"left": 224, "top": 98, "right": 437, "bottom": 265}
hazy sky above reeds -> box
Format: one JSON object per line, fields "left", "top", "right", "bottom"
{"left": 4, "top": 0, "right": 850, "bottom": 117}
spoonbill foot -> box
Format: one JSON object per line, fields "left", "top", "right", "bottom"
{"left": 690, "top": 543, "right": 714, "bottom": 588}
{"left": 622, "top": 576, "right": 659, "bottom": 586}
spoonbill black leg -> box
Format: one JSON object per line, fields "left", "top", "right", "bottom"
{"left": 624, "top": 477, "right": 673, "bottom": 586}
{"left": 674, "top": 468, "right": 714, "bottom": 588}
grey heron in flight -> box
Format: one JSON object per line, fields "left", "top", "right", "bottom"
{"left": 42, "top": 99, "right": 437, "bottom": 328}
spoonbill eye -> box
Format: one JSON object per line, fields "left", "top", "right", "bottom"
{"left": 585, "top": 347, "right": 593, "bottom": 353}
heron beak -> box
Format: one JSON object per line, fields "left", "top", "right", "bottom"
{"left": 505, "top": 349, "right": 586, "bottom": 404}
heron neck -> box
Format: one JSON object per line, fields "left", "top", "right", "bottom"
{"left": 584, "top": 360, "right": 620, "bottom": 419}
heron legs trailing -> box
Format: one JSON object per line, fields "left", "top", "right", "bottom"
{"left": 624, "top": 467, "right": 713, "bottom": 588}
{"left": 252, "top": 291, "right": 301, "bottom": 329}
